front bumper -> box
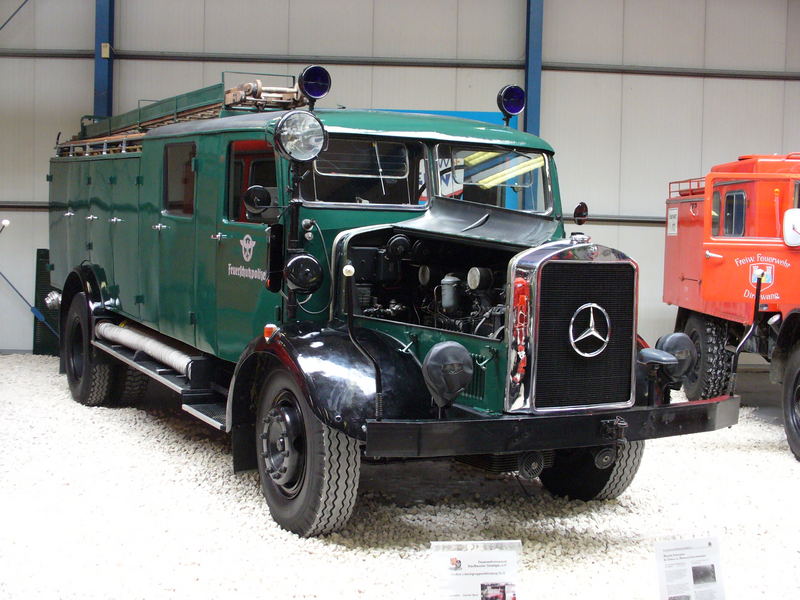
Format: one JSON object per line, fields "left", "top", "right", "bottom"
{"left": 364, "top": 395, "right": 740, "bottom": 458}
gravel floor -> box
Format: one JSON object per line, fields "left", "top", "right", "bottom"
{"left": 1, "top": 354, "right": 798, "bottom": 599}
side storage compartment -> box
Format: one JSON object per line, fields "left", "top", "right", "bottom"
{"left": 663, "top": 196, "right": 705, "bottom": 313}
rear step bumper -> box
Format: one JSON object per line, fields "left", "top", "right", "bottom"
{"left": 93, "top": 339, "right": 227, "bottom": 430}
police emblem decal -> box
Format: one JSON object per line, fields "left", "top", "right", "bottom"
{"left": 240, "top": 234, "right": 256, "bottom": 262}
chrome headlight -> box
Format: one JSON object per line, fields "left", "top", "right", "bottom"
{"left": 273, "top": 110, "right": 327, "bottom": 162}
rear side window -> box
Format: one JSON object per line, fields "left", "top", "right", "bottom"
{"left": 722, "top": 191, "right": 746, "bottom": 237}
{"left": 164, "top": 143, "right": 196, "bottom": 215}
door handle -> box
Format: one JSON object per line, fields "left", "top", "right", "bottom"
{"left": 64, "top": 210, "right": 74, "bottom": 217}
{"left": 109, "top": 217, "right": 123, "bottom": 224}
{"left": 210, "top": 232, "right": 229, "bottom": 241}
{"left": 86, "top": 214, "right": 99, "bottom": 221}
{"left": 704, "top": 250, "right": 723, "bottom": 259}
{"left": 152, "top": 223, "right": 169, "bottom": 231}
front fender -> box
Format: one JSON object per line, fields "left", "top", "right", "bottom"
{"left": 227, "top": 324, "right": 431, "bottom": 441}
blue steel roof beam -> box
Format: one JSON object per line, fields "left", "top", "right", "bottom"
{"left": 93, "top": 0, "right": 115, "bottom": 118}
{"left": 524, "top": 0, "right": 543, "bottom": 211}
{"left": 524, "top": 0, "right": 543, "bottom": 137}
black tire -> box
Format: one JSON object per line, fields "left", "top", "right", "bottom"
{"left": 683, "top": 313, "right": 731, "bottom": 401}
{"left": 256, "top": 370, "right": 360, "bottom": 536}
{"left": 540, "top": 441, "right": 644, "bottom": 501}
{"left": 782, "top": 347, "right": 800, "bottom": 461}
{"left": 63, "top": 292, "right": 115, "bottom": 406}
{"left": 112, "top": 366, "right": 150, "bottom": 406}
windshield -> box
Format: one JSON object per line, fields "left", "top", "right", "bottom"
{"left": 299, "top": 137, "right": 428, "bottom": 205}
{"left": 434, "top": 144, "right": 551, "bottom": 212}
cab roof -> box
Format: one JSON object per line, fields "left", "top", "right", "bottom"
{"left": 144, "top": 108, "right": 554, "bottom": 152}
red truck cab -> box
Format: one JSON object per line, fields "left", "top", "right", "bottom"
{"left": 663, "top": 153, "right": 800, "bottom": 460}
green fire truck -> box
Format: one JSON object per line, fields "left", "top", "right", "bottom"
{"left": 47, "top": 67, "right": 739, "bottom": 536}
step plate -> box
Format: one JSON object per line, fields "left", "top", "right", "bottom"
{"left": 181, "top": 403, "right": 226, "bottom": 431}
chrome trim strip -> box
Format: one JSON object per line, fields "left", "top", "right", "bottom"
{"left": 504, "top": 239, "right": 574, "bottom": 412}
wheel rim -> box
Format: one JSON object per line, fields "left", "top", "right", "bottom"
{"left": 67, "top": 316, "right": 84, "bottom": 381}
{"left": 685, "top": 329, "right": 702, "bottom": 385}
{"left": 260, "top": 390, "right": 306, "bottom": 498}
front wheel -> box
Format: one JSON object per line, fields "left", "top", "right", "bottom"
{"left": 683, "top": 313, "right": 731, "bottom": 401}
{"left": 539, "top": 441, "right": 644, "bottom": 501}
{"left": 256, "top": 370, "right": 361, "bottom": 536}
{"left": 63, "top": 292, "right": 115, "bottom": 406}
{"left": 782, "top": 347, "right": 800, "bottom": 461}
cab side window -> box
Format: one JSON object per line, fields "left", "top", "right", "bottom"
{"left": 227, "top": 140, "right": 279, "bottom": 223}
{"left": 164, "top": 143, "right": 196, "bottom": 216}
{"left": 722, "top": 191, "right": 746, "bottom": 237}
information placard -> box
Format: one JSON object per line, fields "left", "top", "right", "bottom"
{"left": 655, "top": 537, "right": 725, "bottom": 600}
{"left": 431, "top": 540, "right": 521, "bottom": 600}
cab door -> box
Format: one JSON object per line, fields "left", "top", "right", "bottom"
{"left": 155, "top": 141, "right": 198, "bottom": 346}
{"left": 212, "top": 139, "right": 283, "bottom": 362}
{"left": 701, "top": 175, "right": 791, "bottom": 309}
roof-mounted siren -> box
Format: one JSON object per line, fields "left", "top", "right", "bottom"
{"left": 298, "top": 65, "right": 332, "bottom": 111}
{"left": 497, "top": 85, "right": 525, "bottom": 126}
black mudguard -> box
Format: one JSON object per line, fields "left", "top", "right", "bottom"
{"left": 57, "top": 264, "right": 110, "bottom": 372}
{"left": 227, "top": 323, "right": 432, "bottom": 441}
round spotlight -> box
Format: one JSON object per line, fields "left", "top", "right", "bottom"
{"left": 298, "top": 65, "right": 332, "bottom": 101}
{"left": 273, "top": 110, "right": 327, "bottom": 162}
{"left": 497, "top": 85, "right": 526, "bottom": 118}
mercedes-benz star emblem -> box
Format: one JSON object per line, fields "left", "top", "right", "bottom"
{"left": 569, "top": 303, "right": 611, "bottom": 358}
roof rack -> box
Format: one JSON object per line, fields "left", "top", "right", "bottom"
{"left": 60, "top": 72, "right": 307, "bottom": 155}
{"left": 668, "top": 177, "right": 705, "bottom": 199}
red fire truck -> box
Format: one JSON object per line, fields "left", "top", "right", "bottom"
{"left": 663, "top": 154, "right": 800, "bottom": 460}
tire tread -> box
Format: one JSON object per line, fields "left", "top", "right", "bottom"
{"left": 113, "top": 366, "right": 149, "bottom": 406}
{"left": 595, "top": 440, "right": 645, "bottom": 499}
{"left": 305, "top": 425, "right": 361, "bottom": 536}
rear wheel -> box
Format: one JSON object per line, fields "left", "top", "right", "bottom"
{"left": 782, "top": 347, "right": 800, "bottom": 461}
{"left": 539, "top": 441, "right": 644, "bottom": 501}
{"left": 683, "top": 313, "right": 731, "bottom": 400}
{"left": 63, "top": 292, "right": 114, "bottom": 406}
{"left": 113, "top": 366, "right": 149, "bottom": 406}
{"left": 256, "top": 370, "right": 360, "bottom": 536}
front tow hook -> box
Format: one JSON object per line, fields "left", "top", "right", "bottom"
{"left": 599, "top": 416, "right": 629, "bottom": 465}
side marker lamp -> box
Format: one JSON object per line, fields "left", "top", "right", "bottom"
{"left": 263, "top": 324, "right": 281, "bottom": 343}
{"left": 273, "top": 110, "right": 327, "bottom": 162}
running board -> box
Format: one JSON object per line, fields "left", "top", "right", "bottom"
{"left": 93, "top": 339, "right": 215, "bottom": 400}
{"left": 93, "top": 339, "right": 228, "bottom": 430}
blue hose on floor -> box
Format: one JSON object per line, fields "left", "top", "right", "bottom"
{"left": 0, "top": 270, "right": 59, "bottom": 339}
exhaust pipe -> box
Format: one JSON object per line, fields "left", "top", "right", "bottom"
{"left": 95, "top": 321, "right": 192, "bottom": 377}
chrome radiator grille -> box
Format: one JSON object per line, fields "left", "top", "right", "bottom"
{"left": 533, "top": 261, "right": 635, "bottom": 410}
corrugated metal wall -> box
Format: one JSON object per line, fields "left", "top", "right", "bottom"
{"left": 1, "top": 0, "right": 799, "bottom": 349}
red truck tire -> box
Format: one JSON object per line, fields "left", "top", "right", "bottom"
{"left": 683, "top": 314, "right": 731, "bottom": 401}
